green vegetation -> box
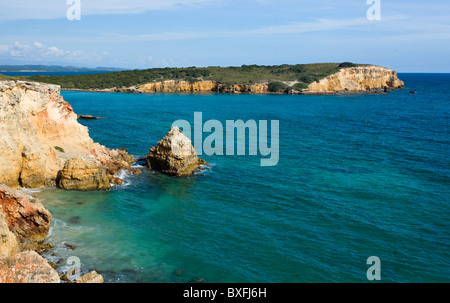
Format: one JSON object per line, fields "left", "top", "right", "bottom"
{"left": 268, "top": 81, "right": 289, "bottom": 92}
{"left": 289, "top": 83, "right": 309, "bottom": 91}
{"left": 338, "top": 62, "right": 358, "bottom": 68}
{"left": 2, "top": 62, "right": 365, "bottom": 90}
{"left": 0, "top": 74, "right": 14, "bottom": 81}
{"left": 54, "top": 146, "right": 65, "bottom": 153}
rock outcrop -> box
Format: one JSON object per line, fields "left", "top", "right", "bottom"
{"left": 77, "top": 114, "right": 102, "bottom": 120}
{"left": 57, "top": 158, "right": 111, "bottom": 191}
{"left": 307, "top": 66, "right": 404, "bottom": 93}
{"left": 0, "top": 212, "right": 20, "bottom": 258}
{"left": 146, "top": 127, "right": 207, "bottom": 177}
{"left": 0, "top": 80, "right": 133, "bottom": 189}
{"left": 0, "top": 185, "right": 59, "bottom": 283}
{"left": 0, "top": 251, "right": 60, "bottom": 283}
{"left": 76, "top": 270, "right": 104, "bottom": 283}
{"left": 0, "top": 185, "right": 51, "bottom": 249}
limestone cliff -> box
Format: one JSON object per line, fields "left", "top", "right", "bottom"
{"left": 137, "top": 80, "right": 269, "bottom": 94}
{"left": 307, "top": 66, "right": 404, "bottom": 93}
{"left": 0, "top": 80, "right": 133, "bottom": 189}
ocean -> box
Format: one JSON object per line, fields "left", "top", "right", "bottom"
{"left": 1, "top": 71, "right": 115, "bottom": 77}
{"left": 33, "top": 73, "right": 449, "bottom": 283}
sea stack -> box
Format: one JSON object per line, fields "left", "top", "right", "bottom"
{"left": 146, "top": 127, "right": 208, "bottom": 177}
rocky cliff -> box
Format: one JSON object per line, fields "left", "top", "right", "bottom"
{"left": 137, "top": 80, "right": 269, "bottom": 94}
{"left": 307, "top": 66, "right": 404, "bottom": 93}
{"left": 71, "top": 65, "right": 403, "bottom": 95}
{"left": 0, "top": 80, "right": 133, "bottom": 189}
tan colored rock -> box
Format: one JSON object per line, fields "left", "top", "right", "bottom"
{"left": 0, "top": 185, "right": 51, "bottom": 249}
{"left": 76, "top": 271, "right": 104, "bottom": 283}
{"left": 110, "top": 177, "right": 124, "bottom": 185}
{"left": 146, "top": 127, "right": 207, "bottom": 177}
{"left": 138, "top": 80, "right": 269, "bottom": 94}
{"left": 0, "top": 212, "right": 20, "bottom": 258}
{"left": 58, "top": 158, "right": 111, "bottom": 191}
{"left": 307, "top": 66, "right": 404, "bottom": 92}
{"left": 0, "top": 80, "right": 133, "bottom": 189}
{"left": 130, "top": 168, "right": 142, "bottom": 175}
{"left": 0, "top": 251, "right": 60, "bottom": 283}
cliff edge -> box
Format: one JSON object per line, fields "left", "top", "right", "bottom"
{"left": 0, "top": 80, "right": 133, "bottom": 189}
{"left": 307, "top": 66, "right": 404, "bottom": 93}
{"left": 133, "top": 65, "right": 403, "bottom": 94}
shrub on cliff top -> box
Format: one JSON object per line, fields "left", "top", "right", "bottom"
{"left": 338, "top": 62, "right": 357, "bottom": 68}
{"left": 268, "top": 81, "right": 288, "bottom": 92}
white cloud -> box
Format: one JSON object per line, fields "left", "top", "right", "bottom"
{"left": 0, "top": 0, "right": 215, "bottom": 21}
{"left": 0, "top": 41, "right": 108, "bottom": 63}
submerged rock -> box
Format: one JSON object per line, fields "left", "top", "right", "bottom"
{"left": 64, "top": 243, "right": 76, "bottom": 250}
{"left": 146, "top": 127, "right": 208, "bottom": 177}
{"left": 68, "top": 216, "right": 81, "bottom": 224}
{"left": 77, "top": 114, "right": 102, "bottom": 120}
{"left": 57, "top": 158, "right": 111, "bottom": 191}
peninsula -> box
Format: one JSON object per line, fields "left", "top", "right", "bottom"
{"left": 5, "top": 63, "right": 404, "bottom": 94}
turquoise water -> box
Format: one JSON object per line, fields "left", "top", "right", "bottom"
{"left": 35, "top": 74, "right": 449, "bottom": 283}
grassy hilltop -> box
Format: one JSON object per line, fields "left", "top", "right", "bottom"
{"left": 17, "top": 62, "right": 363, "bottom": 91}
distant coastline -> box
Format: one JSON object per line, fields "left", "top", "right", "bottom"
{"left": 2, "top": 63, "right": 405, "bottom": 95}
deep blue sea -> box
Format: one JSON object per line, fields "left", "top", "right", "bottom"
{"left": 1, "top": 71, "right": 115, "bottom": 76}
{"left": 33, "top": 74, "right": 449, "bottom": 283}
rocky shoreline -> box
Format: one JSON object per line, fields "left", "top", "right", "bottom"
{"left": 0, "top": 66, "right": 403, "bottom": 282}
{"left": 61, "top": 66, "right": 404, "bottom": 95}
{"left": 0, "top": 80, "right": 208, "bottom": 283}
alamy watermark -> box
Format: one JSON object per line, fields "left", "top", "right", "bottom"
{"left": 66, "top": 256, "right": 81, "bottom": 280}
{"left": 67, "top": 0, "right": 81, "bottom": 21}
{"left": 367, "top": 0, "right": 381, "bottom": 21}
{"left": 172, "top": 112, "right": 279, "bottom": 167}
{"left": 367, "top": 256, "right": 381, "bottom": 280}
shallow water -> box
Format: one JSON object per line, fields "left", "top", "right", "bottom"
{"left": 35, "top": 74, "right": 450, "bottom": 282}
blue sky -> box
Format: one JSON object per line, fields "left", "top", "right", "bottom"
{"left": 0, "top": 0, "right": 449, "bottom": 72}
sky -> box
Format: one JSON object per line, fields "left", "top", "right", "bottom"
{"left": 0, "top": 0, "right": 449, "bottom": 72}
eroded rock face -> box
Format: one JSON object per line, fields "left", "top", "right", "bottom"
{"left": 0, "top": 185, "right": 51, "bottom": 249}
{"left": 0, "top": 212, "right": 20, "bottom": 258}
{"left": 0, "top": 80, "right": 133, "bottom": 189}
{"left": 307, "top": 66, "right": 404, "bottom": 92}
{"left": 138, "top": 80, "right": 269, "bottom": 94}
{"left": 57, "top": 158, "right": 111, "bottom": 191}
{"left": 146, "top": 127, "right": 207, "bottom": 177}
{"left": 0, "top": 251, "right": 60, "bottom": 283}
